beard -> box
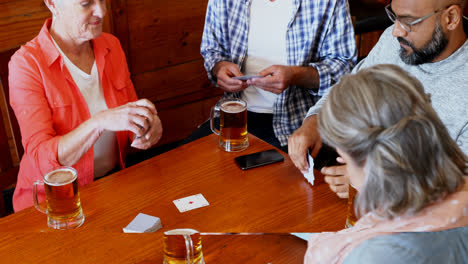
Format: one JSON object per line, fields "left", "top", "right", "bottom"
{"left": 398, "top": 21, "right": 449, "bottom": 65}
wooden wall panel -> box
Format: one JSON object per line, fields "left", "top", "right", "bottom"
{"left": 0, "top": 0, "right": 113, "bottom": 53}
{"left": 0, "top": 1, "right": 50, "bottom": 52}
{"left": 125, "top": 0, "right": 208, "bottom": 74}
{"left": 155, "top": 96, "right": 221, "bottom": 146}
{"left": 133, "top": 60, "right": 217, "bottom": 104}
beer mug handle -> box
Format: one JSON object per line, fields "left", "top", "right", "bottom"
{"left": 183, "top": 234, "right": 195, "bottom": 263}
{"left": 33, "top": 180, "right": 47, "bottom": 214}
{"left": 210, "top": 106, "right": 220, "bottom": 135}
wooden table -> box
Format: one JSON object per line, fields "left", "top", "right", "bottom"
{"left": 0, "top": 134, "right": 346, "bottom": 263}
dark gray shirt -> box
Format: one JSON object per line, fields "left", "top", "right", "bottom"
{"left": 343, "top": 225, "right": 468, "bottom": 264}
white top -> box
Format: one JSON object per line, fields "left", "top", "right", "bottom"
{"left": 52, "top": 37, "right": 119, "bottom": 178}
{"left": 241, "top": 0, "right": 293, "bottom": 113}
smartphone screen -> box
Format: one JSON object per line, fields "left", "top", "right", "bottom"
{"left": 234, "top": 149, "right": 284, "bottom": 170}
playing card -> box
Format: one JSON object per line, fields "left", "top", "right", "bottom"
{"left": 173, "top": 193, "right": 209, "bottom": 213}
{"left": 303, "top": 154, "right": 315, "bottom": 185}
{"left": 232, "top": 75, "right": 264, "bottom": 81}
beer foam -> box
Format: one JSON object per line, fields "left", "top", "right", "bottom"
{"left": 45, "top": 169, "right": 76, "bottom": 186}
{"left": 220, "top": 101, "right": 245, "bottom": 113}
{"left": 164, "top": 228, "right": 198, "bottom": 235}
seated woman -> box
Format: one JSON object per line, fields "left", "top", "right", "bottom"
{"left": 304, "top": 64, "right": 468, "bottom": 263}
{"left": 9, "top": 0, "right": 163, "bottom": 212}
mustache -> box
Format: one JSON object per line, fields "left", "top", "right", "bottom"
{"left": 397, "top": 37, "right": 414, "bottom": 48}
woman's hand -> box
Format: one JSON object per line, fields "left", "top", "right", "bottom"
{"left": 94, "top": 99, "right": 157, "bottom": 138}
{"left": 130, "top": 113, "right": 163, "bottom": 149}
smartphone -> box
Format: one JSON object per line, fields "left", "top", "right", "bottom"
{"left": 312, "top": 144, "right": 340, "bottom": 171}
{"left": 235, "top": 149, "right": 284, "bottom": 170}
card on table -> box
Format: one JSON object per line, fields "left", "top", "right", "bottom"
{"left": 232, "top": 75, "right": 264, "bottom": 81}
{"left": 173, "top": 193, "right": 210, "bottom": 213}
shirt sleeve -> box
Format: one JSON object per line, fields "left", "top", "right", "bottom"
{"left": 200, "top": 0, "right": 232, "bottom": 84}
{"left": 308, "top": 0, "right": 357, "bottom": 96}
{"left": 9, "top": 51, "right": 62, "bottom": 179}
{"left": 304, "top": 26, "right": 394, "bottom": 119}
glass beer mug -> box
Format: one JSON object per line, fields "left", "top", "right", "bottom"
{"left": 163, "top": 229, "right": 205, "bottom": 264}
{"left": 345, "top": 183, "right": 358, "bottom": 228}
{"left": 33, "top": 166, "right": 85, "bottom": 229}
{"left": 210, "top": 98, "right": 249, "bottom": 152}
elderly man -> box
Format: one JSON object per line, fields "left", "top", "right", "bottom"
{"left": 289, "top": 0, "right": 468, "bottom": 198}
{"left": 197, "top": 0, "right": 356, "bottom": 151}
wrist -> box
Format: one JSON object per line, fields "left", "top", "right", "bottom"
{"left": 212, "top": 61, "right": 230, "bottom": 77}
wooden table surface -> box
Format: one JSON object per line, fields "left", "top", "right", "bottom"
{"left": 0, "top": 134, "right": 346, "bottom": 263}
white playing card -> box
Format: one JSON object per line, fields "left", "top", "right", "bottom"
{"left": 173, "top": 193, "right": 210, "bottom": 213}
{"left": 303, "top": 154, "right": 315, "bottom": 185}
{"left": 232, "top": 75, "right": 263, "bottom": 81}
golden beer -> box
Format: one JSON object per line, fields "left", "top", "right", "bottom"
{"left": 345, "top": 183, "right": 358, "bottom": 228}
{"left": 34, "top": 167, "right": 84, "bottom": 229}
{"left": 219, "top": 100, "right": 248, "bottom": 152}
{"left": 163, "top": 229, "right": 204, "bottom": 264}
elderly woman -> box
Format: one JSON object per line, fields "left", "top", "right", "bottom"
{"left": 304, "top": 64, "right": 468, "bottom": 263}
{"left": 9, "top": 0, "right": 163, "bottom": 212}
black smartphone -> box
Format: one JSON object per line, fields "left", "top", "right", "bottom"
{"left": 312, "top": 144, "right": 340, "bottom": 171}
{"left": 235, "top": 149, "right": 284, "bottom": 170}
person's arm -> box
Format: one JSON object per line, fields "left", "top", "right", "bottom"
{"left": 58, "top": 99, "right": 156, "bottom": 166}
{"left": 250, "top": 0, "right": 356, "bottom": 95}
{"left": 302, "top": 0, "right": 357, "bottom": 96}
{"left": 9, "top": 51, "right": 156, "bottom": 175}
{"left": 200, "top": 0, "right": 232, "bottom": 84}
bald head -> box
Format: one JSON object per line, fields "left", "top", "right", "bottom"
{"left": 435, "top": 0, "right": 466, "bottom": 9}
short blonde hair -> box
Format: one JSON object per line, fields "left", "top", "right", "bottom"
{"left": 318, "top": 64, "right": 467, "bottom": 219}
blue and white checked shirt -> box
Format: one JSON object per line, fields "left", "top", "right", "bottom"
{"left": 201, "top": 0, "right": 357, "bottom": 145}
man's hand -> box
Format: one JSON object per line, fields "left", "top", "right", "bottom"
{"left": 248, "top": 65, "right": 295, "bottom": 94}
{"left": 288, "top": 115, "right": 322, "bottom": 173}
{"left": 212, "top": 61, "right": 249, "bottom": 92}
{"left": 323, "top": 157, "right": 349, "bottom": 199}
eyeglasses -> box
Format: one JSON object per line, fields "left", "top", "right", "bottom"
{"left": 385, "top": 4, "right": 445, "bottom": 32}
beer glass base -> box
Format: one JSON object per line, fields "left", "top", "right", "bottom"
{"left": 163, "top": 254, "right": 205, "bottom": 264}
{"left": 219, "top": 140, "right": 249, "bottom": 152}
{"left": 48, "top": 212, "right": 85, "bottom": 230}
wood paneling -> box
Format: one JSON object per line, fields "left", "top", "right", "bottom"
{"left": 0, "top": 0, "right": 113, "bottom": 53}
{"left": 111, "top": 0, "right": 220, "bottom": 144}
{"left": 125, "top": 0, "right": 208, "bottom": 74}
{"left": 133, "top": 60, "right": 217, "bottom": 104}
{"left": 156, "top": 96, "right": 221, "bottom": 146}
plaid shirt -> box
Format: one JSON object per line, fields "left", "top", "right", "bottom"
{"left": 201, "top": 0, "right": 357, "bottom": 145}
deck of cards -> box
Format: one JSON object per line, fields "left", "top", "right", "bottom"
{"left": 303, "top": 154, "right": 315, "bottom": 185}
{"left": 173, "top": 193, "right": 210, "bottom": 213}
{"left": 232, "top": 75, "right": 264, "bottom": 81}
{"left": 123, "top": 213, "right": 162, "bottom": 233}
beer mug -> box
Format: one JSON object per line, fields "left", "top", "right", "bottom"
{"left": 345, "top": 183, "right": 358, "bottom": 228}
{"left": 163, "top": 228, "right": 205, "bottom": 264}
{"left": 33, "top": 167, "right": 85, "bottom": 230}
{"left": 210, "top": 98, "right": 249, "bottom": 152}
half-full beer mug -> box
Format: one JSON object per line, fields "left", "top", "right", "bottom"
{"left": 345, "top": 183, "right": 358, "bottom": 228}
{"left": 210, "top": 98, "right": 249, "bottom": 152}
{"left": 163, "top": 228, "right": 205, "bottom": 264}
{"left": 33, "top": 166, "right": 85, "bottom": 229}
